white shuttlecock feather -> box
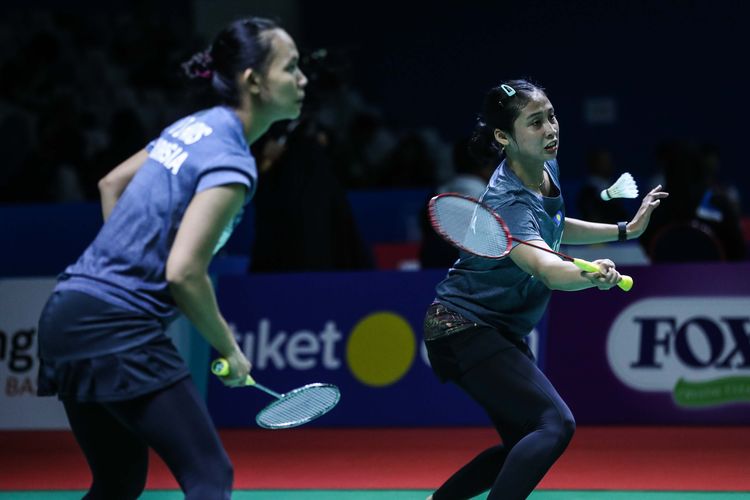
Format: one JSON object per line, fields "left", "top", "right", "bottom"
{"left": 600, "top": 172, "right": 638, "bottom": 201}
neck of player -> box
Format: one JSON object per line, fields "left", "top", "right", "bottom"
{"left": 234, "top": 95, "right": 276, "bottom": 145}
{"left": 508, "top": 158, "right": 546, "bottom": 192}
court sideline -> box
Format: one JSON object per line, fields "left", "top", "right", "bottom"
{"left": 1, "top": 426, "right": 749, "bottom": 497}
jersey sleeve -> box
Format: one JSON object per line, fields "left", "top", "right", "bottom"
{"left": 195, "top": 148, "right": 258, "bottom": 201}
{"left": 496, "top": 200, "right": 541, "bottom": 247}
{"left": 196, "top": 165, "right": 255, "bottom": 195}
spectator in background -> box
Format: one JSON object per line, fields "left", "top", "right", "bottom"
{"left": 85, "top": 107, "right": 148, "bottom": 198}
{"left": 0, "top": 6, "right": 192, "bottom": 203}
{"left": 331, "top": 109, "right": 396, "bottom": 187}
{"left": 380, "top": 130, "right": 437, "bottom": 188}
{"left": 12, "top": 94, "right": 88, "bottom": 202}
{"left": 0, "top": 108, "right": 35, "bottom": 201}
{"left": 249, "top": 116, "right": 374, "bottom": 272}
{"left": 249, "top": 46, "right": 373, "bottom": 272}
{"left": 693, "top": 143, "right": 746, "bottom": 260}
{"left": 697, "top": 143, "right": 742, "bottom": 216}
{"left": 641, "top": 141, "right": 746, "bottom": 261}
{"left": 419, "top": 136, "right": 495, "bottom": 268}
{"left": 576, "top": 147, "right": 630, "bottom": 224}
{"left": 295, "top": 47, "right": 400, "bottom": 190}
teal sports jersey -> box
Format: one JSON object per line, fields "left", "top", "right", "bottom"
{"left": 435, "top": 159, "right": 565, "bottom": 338}
{"left": 57, "top": 106, "right": 256, "bottom": 321}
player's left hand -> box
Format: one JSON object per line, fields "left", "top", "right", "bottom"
{"left": 627, "top": 185, "right": 669, "bottom": 238}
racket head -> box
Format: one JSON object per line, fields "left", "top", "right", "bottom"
{"left": 428, "top": 193, "right": 513, "bottom": 259}
{"left": 256, "top": 383, "right": 341, "bottom": 429}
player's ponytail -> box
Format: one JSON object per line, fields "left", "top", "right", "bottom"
{"left": 468, "top": 119, "right": 502, "bottom": 165}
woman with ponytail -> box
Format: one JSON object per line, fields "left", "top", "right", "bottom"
{"left": 423, "top": 80, "right": 667, "bottom": 499}
{"left": 36, "top": 17, "right": 306, "bottom": 499}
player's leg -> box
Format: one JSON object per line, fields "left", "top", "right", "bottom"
{"left": 431, "top": 443, "right": 508, "bottom": 499}
{"left": 455, "top": 346, "right": 575, "bottom": 500}
{"left": 63, "top": 400, "right": 148, "bottom": 500}
{"left": 105, "top": 377, "right": 233, "bottom": 499}
{"left": 425, "top": 305, "right": 572, "bottom": 499}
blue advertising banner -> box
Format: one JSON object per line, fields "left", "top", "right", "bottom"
{"left": 208, "top": 270, "right": 547, "bottom": 427}
{"left": 546, "top": 262, "right": 750, "bottom": 424}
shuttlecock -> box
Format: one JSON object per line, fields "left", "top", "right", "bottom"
{"left": 600, "top": 172, "right": 638, "bottom": 201}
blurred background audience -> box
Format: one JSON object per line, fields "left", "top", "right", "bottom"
{"left": 1, "top": 1, "right": 747, "bottom": 268}
{"left": 576, "top": 147, "right": 631, "bottom": 224}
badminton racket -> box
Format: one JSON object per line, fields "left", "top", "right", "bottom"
{"left": 211, "top": 358, "right": 340, "bottom": 429}
{"left": 428, "top": 193, "right": 633, "bottom": 291}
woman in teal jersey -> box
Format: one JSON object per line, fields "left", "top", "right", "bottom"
{"left": 424, "top": 80, "right": 668, "bottom": 500}
{"left": 37, "top": 17, "right": 307, "bottom": 499}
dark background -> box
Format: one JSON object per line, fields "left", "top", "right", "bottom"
{"left": 1, "top": 0, "right": 747, "bottom": 209}
{"left": 295, "top": 0, "right": 748, "bottom": 195}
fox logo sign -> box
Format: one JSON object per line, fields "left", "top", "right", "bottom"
{"left": 607, "top": 297, "right": 750, "bottom": 407}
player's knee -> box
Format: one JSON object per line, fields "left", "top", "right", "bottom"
{"left": 549, "top": 411, "right": 576, "bottom": 453}
{"left": 551, "top": 399, "right": 576, "bottom": 441}
{"left": 558, "top": 414, "right": 576, "bottom": 445}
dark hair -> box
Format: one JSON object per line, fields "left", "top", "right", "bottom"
{"left": 468, "top": 79, "right": 546, "bottom": 165}
{"left": 182, "top": 17, "right": 279, "bottom": 107}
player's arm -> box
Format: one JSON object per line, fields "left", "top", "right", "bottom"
{"left": 98, "top": 149, "right": 149, "bottom": 221}
{"left": 166, "top": 183, "right": 250, "bottom": 385}
{"left": 509, "top": 239, "right": 620, "bottom": 291}
{"left": 562, "top": 185, "right": 669, "bottom": 244}
{"left": 561, "top": 218, "right": 621, "bottom": 244}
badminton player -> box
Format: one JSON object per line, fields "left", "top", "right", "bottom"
{"left": 36, "top": 17, "right": 307, "bottom": 499}
{"left": 424, "top": 80, "right": 667, "bottom": 500}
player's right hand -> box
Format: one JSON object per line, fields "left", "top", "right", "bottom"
{"left": 222, "top": 349, "right": 252, "bottom": 387}
{"left": 587, "top": 259, "right": 621, "bottom": 290}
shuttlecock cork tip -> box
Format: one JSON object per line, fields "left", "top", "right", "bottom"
{"left": 600, "top": 172, "right": 638, "bottom": 201}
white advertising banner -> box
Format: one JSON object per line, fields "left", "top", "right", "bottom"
{"left": 0, "top": 278, "right": 69, "bottom": 429}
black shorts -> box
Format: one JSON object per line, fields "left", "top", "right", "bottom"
{"left": 37, "top": 290, "right": 190, "bottom": 402}
{"left": 423, "top": 302, "right": 534, "bottom": 382}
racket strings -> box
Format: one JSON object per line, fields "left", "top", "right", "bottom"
{"left": 431, "top": 196, "right": 509, "bottom": 258}
{"left": 256, "top": 384, "right": 340, "bottom": 429}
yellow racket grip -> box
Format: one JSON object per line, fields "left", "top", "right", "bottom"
{"left": 211, "top": 358, "right": 256, "bottom": 386}
{"left": 572, "top": 258, "right": 633, "bottom": 292}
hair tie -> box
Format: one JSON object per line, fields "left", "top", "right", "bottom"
{"left": 501, "top": 84, "right": 516, "bottom": 97}
{"left": 201, "top": 50, "right": 213, "bottom": 65}
{"left": 184, "top": 49, "right": 214, "bottom": 80}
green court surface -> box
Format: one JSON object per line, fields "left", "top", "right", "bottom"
{"left": 1, "top": 491, "right": 748, "bottom": 499}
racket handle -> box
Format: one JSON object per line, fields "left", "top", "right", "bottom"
{"left": 211, "top": 358, "right": 256, "bottom": 386}
{"left": 572, "top": 258, "right": 633, "bottom": 292}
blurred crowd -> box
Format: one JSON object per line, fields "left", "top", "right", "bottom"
{"left": 576, "top": 141, "right": 746, "bottom": 263}
{"left": 0, "top": 6, "right": 202, "bottom": 203}
{"left": 0, "top": 7, "right": 456, "bottom": 206}
{"left": 0, "top": 6, "right": 746, "bottom": 268}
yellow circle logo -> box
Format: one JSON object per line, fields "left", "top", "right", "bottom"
{"left": 346, "top": 311, "right": 416, "bottom": 387}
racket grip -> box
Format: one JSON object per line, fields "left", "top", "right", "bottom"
{"left": 572, "top": 258, "right": 633, "bottom": 292}
{"left": 211, "top": 358, "right": 256, "bottom": 386}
